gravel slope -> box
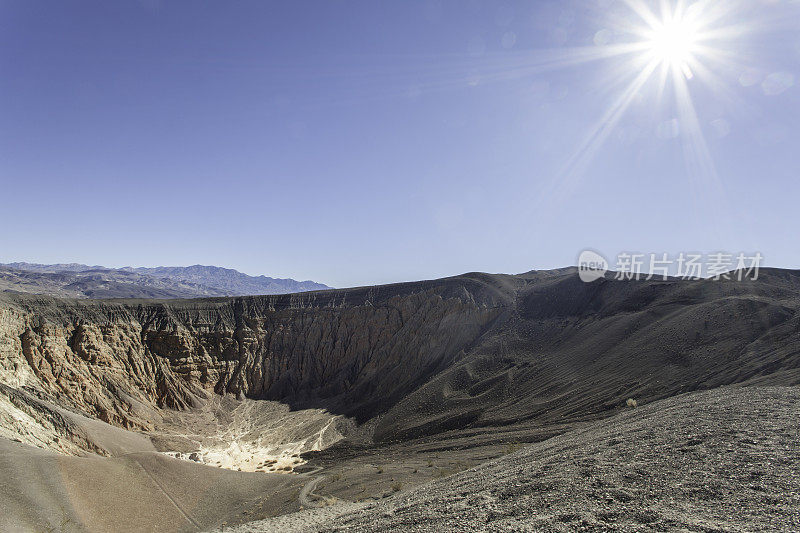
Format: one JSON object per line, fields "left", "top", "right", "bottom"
{"left": 222, "top": 386, "right": 800, "bottom": 532}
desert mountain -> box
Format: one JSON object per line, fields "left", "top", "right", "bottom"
{"left": 0, "top": 262, "right": 331, "bottom": 299}
{"left": 0, "top": 267, "right": 798, "bottom": 531}
{"left": 120, "top": 264, "right": 331, "bottom": 296}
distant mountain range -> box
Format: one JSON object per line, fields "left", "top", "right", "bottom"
{"left": 0, "top": 262, "right": 331, "bottom": 299}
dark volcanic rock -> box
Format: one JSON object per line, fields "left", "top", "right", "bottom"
{"left": 1, "top": 268, "right": 799, "bottom": 450}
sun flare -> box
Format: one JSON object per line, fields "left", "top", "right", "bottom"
{"left": 645, "top": 15, "right": 701, "bottom": 76}
{"left": 530, "top": 0, "right": 755, "bottom": 210}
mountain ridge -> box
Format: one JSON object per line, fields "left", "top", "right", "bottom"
{"left": 0, "top": 262, "right": 331, "bottom": 299}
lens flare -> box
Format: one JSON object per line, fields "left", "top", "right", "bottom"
{"left": 645, "top": 15, "right": 700, "bottom": 76}
{"left": 534, "top": 0, "right": 750, "bottom": 211}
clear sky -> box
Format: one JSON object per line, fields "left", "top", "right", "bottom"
{"left": 1, "top": 1, "right": 799, "bottom": 288}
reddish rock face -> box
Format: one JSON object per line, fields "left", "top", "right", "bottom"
{"left": 0, "top": 276, "right": 506, "bottom": 435}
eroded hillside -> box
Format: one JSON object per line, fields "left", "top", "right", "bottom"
{"left": 0, "top": 274, "right": 508, "bottom": 454}
{"left": 2, "top": 268, "right": 800, "bottom": 532}
{"left": 1, "top": 268, "right": 799, "bottom": 457}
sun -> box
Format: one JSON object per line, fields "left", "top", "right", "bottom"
{"left": 531, "top": 0, "right": 751, "bottom": 206}
{"left": 645, "top": 15, "right": 701, "bottom": 76}
{"left": 626, "top": 1, "right": 714, "bottom": 81}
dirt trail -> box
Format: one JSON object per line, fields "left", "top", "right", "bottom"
{"left": 298, "top": 472, "right": 325, "bottom": 509}
{"left": 132, "top": 456, "right": 202, "bottom": 530}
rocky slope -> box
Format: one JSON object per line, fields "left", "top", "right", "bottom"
{"left": 1, "top": 267, "right": 798, "bottom": 457}
{"left": 1, "top": 267, "right": 800, "bottom": 532}
{"left": 0, "top": 273, "right": 505, "bottom": 453}
{"left": 226, "top": 386, "right": 800, "bottom": 532}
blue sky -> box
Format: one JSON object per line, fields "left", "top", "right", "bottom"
{"left": 1, "top": 0, "right": 798, "bottom": 287}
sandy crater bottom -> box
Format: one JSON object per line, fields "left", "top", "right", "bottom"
{"left": 152, "top": 396, "right": 349, "bottom": 473}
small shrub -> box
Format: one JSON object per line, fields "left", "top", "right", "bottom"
{"left": 626, "top": 398, "right": 638, "bottom": 408}
{"left": 435, "top": 467, "right": 457, "bottom": 478}
{"left": 504, "top": 441, "right": 522, "bottom": 454}
{"left": 391, "top": 481, "right": 402, "bottom": 492}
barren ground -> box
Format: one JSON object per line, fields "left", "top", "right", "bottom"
{"left": 221, "top": 386, "right": 800, "bottom": 532}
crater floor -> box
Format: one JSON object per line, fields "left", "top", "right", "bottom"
{"left": 151, "top": 397, "right": 349, "bottom": 473}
